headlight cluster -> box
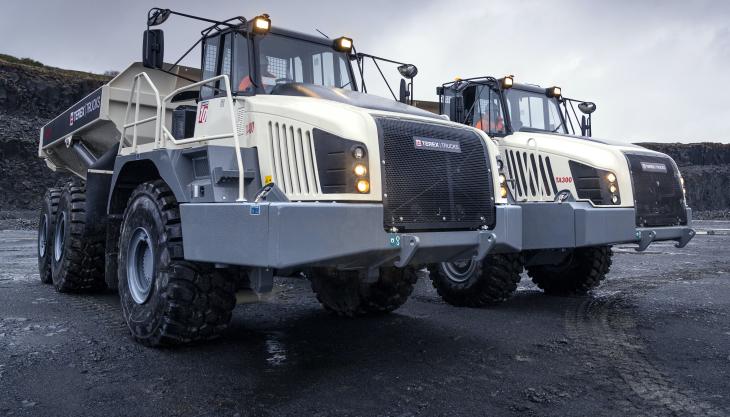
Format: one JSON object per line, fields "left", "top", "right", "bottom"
{"left": 352, "top": 146, "right": 369, "bottom": 194}
{"left": 499, "top": 174, "right": 508, "bottom": 198}
{"left": 606, "top": 172, "right": 620, "bottom": 204}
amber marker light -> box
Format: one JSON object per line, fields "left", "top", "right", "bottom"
{"left": 356, "top": 179, "right": 370, "bottom": 193}
{"left": 251, "top": 14, "right": 271, "bottom": 34}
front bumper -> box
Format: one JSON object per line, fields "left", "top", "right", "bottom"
{"left": 520, "top": 202, "right": 694, "bottom": 251}
{"left": 179, "top": 202, "right": 521, "bottom": 269}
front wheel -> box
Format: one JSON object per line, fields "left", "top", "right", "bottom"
{"left": 308, "top": 266, "right": 418, "bottom": 317}
{"left": 117, "top": 180, "right": 236, "bottom": 347}
{"left": 428, "top": 254, "right": 523, "bottom": 307}
{"left": 527, "top": 246, "right": 613, "bottom": 295}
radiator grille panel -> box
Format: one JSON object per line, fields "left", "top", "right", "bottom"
{"left": 625, "top": 153, "right": 687, "bottom": 227}
{"left": 376, "top": 117, "right": 495, "bottom": 231}
{"left": 504, "top": 148, "right": 558, "bottom": 200}
{"left": 268, "top": 121, "right": 319, "bottom": 196}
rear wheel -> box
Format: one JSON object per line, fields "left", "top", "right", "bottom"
{"left": 308, "top": 266, "right": 418, "bottom": 317}
{"left": 527, "top": 246, "right": 613, "bottom": 295}
{"left": 38, "top": 187, "right": 61, "bottom": 284}
{"left": 428, "top": 254, "right": 523, "bottom": 307}
{"left": 117, "top": 180, "right": 236, "bottom": 347}
{"left": 50, "top": 180, "right": 106, "bottom": 292}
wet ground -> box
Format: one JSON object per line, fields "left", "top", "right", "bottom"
{"left": 1, "top": 222, "right": 729, "bottom": 417}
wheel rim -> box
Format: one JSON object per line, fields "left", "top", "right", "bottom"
{"left": 38, "top": 214, "right": 48, "bottom": 258}
{"left": 127, "top": 227, "right": 155, "bottom": 304}
{"left": 441, "top": 259, "right": 478, "bottom": 283}
{"left": 53, "top": 212, "right": 66, "bottom": 262}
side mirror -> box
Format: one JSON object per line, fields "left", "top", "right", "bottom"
{"left": 399, "top": 79, "right": 410, "bottom": 104}
{"left": 397, "top": 64, "right": 418, "bottom": 79}
{"left": 143, "top": 29, "right": 164, "bottom": 69}
{"left": 578, "top": 101, "right": 596, "bottom": 114}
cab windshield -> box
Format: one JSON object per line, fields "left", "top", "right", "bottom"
{"left": 504, "top": 88, "right": 566, "bottom": 134}
{"left": 202, "top": 32, "right": 356, "bottom": 98}
{"left": 254, "top": 34, "right": 354, "bottom": 94}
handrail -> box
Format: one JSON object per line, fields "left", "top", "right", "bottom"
{"left": 120, "top": 73, "right": 161, "bottom": 154}
{"left": 121, "top": 73, "right": 245, "bottom": 201}
{"left": 160, "top": 75, "right": 244, "bottom": 201}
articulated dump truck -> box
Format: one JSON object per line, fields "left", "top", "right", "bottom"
{"left": 36, "top": 10, "right": 521, "bottom": 346}
{"left": 416, "top": 76, "right": 695, "bottom": 306}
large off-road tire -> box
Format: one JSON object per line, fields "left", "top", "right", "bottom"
{"left": 50, "top": 180, "right": 106, "bottom": 292}
{"left": 527, "top": 246, "right": 613, "bottom": 295}
{"left": 308, "top": 266, "right": 418, "bottom": 317}
{"left": 428, "top": 254, "right": 523, "bottom": 307}
{"left": 38, "top": 187, "right": 61, "bottom": 284}
{"left": 117, "top": 180, "right": 236, "bottom": 347}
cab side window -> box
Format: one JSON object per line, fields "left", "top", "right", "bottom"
{"left": 201, "top": 33, "right": 236, "bottom": 99}
{"left": 473, "top": 86, "right": 506, "bottom": 135}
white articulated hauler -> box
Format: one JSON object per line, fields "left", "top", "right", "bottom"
{"left": 36, "top": 10, "right": 521, "bottom": 346}
{"left": 421, "top": 76, "right": 694, "bottom": 306}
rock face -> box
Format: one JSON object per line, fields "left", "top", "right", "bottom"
{"left": 0, "top": 57, "right": 109, "bottom": 210}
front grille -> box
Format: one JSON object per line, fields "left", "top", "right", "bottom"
{"left": 375, "top": 117, "right": 495, "bottom": 231}
{"left": 504, "top": 148, "right": 558, "bottom": 200}
{"left": 625, "top": 153, "right": 687, "bottom": 227}
{"left": 267, "top": 121, "right": 319, "bottom": 196}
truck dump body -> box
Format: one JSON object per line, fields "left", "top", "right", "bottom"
{"left": 39, "top": 63, "right": 200, "bottom": 178}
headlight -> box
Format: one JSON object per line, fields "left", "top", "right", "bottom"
{"left": 354, "top": 164, "right": 367, "bottom": 177}
{"left": 498, "top": 174, "right": 508, "bottom": 198}
{"left": 356, "top": 179, "right": 370, "bottom": 193}
{"left": 605, "top": 172, "right": 619, "bottom": 204}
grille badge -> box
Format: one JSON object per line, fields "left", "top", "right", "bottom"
{"left": 413, "top": 136, "right": 461, "bottom": 153}
{"left": 640, "top": 162, "right": 668, "bottom": 173}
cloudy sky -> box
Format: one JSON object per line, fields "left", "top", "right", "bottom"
{"left": 2, "top": 0, "right": 728, "bottom": 143}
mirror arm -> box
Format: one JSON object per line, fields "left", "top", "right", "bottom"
{"left": 371, "top": 57, "right": 398, "bottom": 101}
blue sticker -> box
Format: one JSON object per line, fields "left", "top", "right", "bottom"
{"left": 388, "top": 234, "right": 401, "bottom": 248}
{"left": 250, "top": 205, "right": 261, "bottom": 216}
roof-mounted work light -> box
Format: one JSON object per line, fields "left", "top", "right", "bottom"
{"left": 500, "top": 75, "right": 514, "bottom": 89}
{"left": 251, "top": 14, "right": 271, "bottom": 34}
{"left": 333, "top": 36, "right": 354, "bottom": 53}
{"left": 547, "top": 86, "right": 562, "bottom": 98}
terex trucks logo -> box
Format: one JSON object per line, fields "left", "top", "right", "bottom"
{"left": 413, "top": 136, "right": 461, "bottom": 153}
{"left": 68, "top": 95, "right": 102, "bottom": 127}
{"left": 640, "top": 162, "right": 668, "bottom": 173}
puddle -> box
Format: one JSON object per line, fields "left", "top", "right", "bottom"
{"left": 264, "top": 334, "right": 288, "bottom": 369}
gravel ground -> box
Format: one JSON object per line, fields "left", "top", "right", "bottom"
{"left": 0, "top": 224, "right": 729, "bottom": 417}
